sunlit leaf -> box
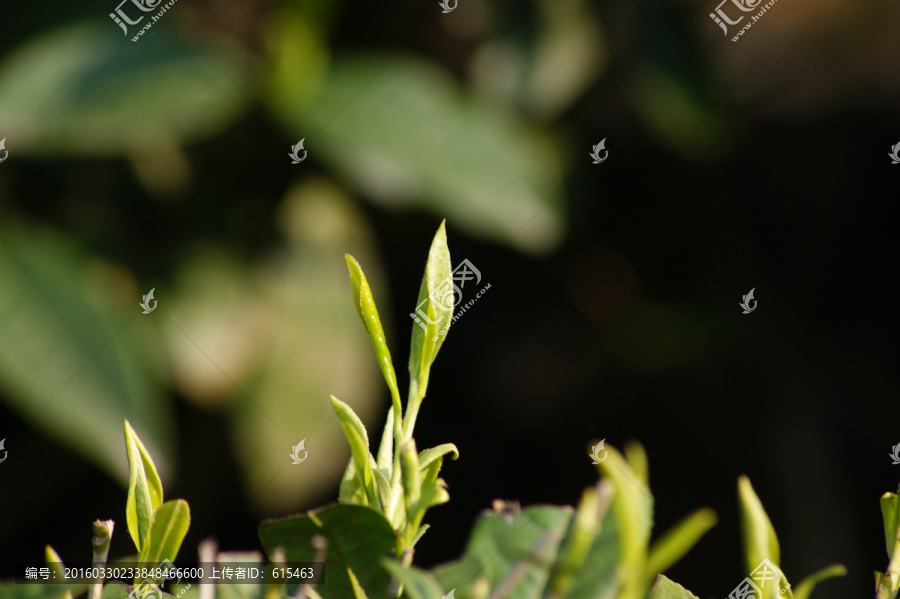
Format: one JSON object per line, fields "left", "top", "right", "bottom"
{"left": 125, "top": 420, "right": 164, "bottom": 552}
{"left": 136, "top": 499, "right": 190, "bottom": 569}
{"left": 648, "top": 575, "right": 700, "bottom": 599}
{"left": 408, "top": 222, "right": 453, "bottom": 404}
{"left": 331, "top": 395, "right": 378, "bottom": 508}
{"left": 737, "top": 476, "right": 780, "bottom": 575}
{"left": 595, "top": 443, "right": 653, "bottom": 599}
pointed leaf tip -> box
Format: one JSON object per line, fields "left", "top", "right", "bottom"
{"left": 124, "top": 420, "right": 163, "bottom": 553}
{"left": 408, "top": 223, "right": 453, "bottom": 397}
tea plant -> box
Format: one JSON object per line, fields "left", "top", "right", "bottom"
{"left": 7, "top": 223, "right": 900, "bottom": 599}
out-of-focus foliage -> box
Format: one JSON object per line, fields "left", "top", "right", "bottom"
{"left": 164, "top": 180, "right": 387, "bottom": 511}
{"left": 0, "top": 220, "right": 172, "bottom": 481}
{"left": 0, "top": 0, "right": 583, "bottom": 506}
{"left": 0, "top": 22, "right": 250, "bottom": 156}
{"left": 269, "top": 48, "right": 566, "bottom": 253}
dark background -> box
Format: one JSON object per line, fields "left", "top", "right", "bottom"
{"left": 2, "top": 0, "right": 899, "bottom": 598}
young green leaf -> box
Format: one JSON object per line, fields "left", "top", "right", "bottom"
{"left": 45, "top": 546, "right": 67, "bottom": 581}
{"left": 417, "top": 444, "right": 459, "bottom": 473}
{"left": 372, "top": 467, "right": 393, "bottom": 515}
{"left": 375, "top": 408, "right": 395, "bottom": 474}
{"left": 339, "top": 459, "right": 368, "bottom": 506}
{"left": 124, "top": 420, "right": 164, "bottom": 553}
{"left": 791, "top": 564, "right": 846, "bottom": 599}
{"left": 400, "top": 440, "right": 422, "bottom": 511}
{"left": 407, "top": 222, "right": 453, "bottom": 417}
{"left": 548, "top": 481, "right": 613, "bottom": 597}
{"left": 648, "top": 575, "right": 700, "bottom": 599}
{"left": 881, "top": 487, "right": 900, "bottom": 557}
{"left": 595, "top": 443, "right": 653, "bottom": 599}
{"left": 646, "top": 508, "right": 717, "bottom": 583}
{"left": 345, "top": 255, "right": 402, "bottom": 416}
{"left": 331, "top": 396, "right": 378, "bottom": 507}
{"left": 408, "top": 480, "right": 449, "bottom": 542}
{"left": 737, "top": 476, "right": 780, "bottom": 576}
{"left": 877, "top": 485, "right": 900, "bottom": 599}
{"left": 136, "top": 499, "right": 191, "bottom": 568}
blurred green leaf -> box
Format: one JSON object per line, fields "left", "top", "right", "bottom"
{"left": 0, "top": 21, "right": 249, "bottom": 156}
{"left": 125, "top": 420, "right": 164, "bottom": 553}
{"left": 265, "top": 10, "right": 329, "bottom": 122}
{"left": 0, "top": 585, "right": 83, "bottom": 599}
{"left": 432, "top": 505, "right": 572, "bottom": 597}
{"left": 648, "top": 575, "right": 699, "bottom": 599}
{"left": 792, "top": 564, "right": 846, "bottom": 599}
{"left": 136, "top": 499, "right": 190, "bottom": 569}
{"left": 258, "top": 504, "right": 396, "bottom": 599}
{"left": 44, "top": 546, "right": 66, "bottom": 580}
{"left": 379, "top": 561, "right": 443, "bottom": 599}
{"left": 630, "top": 0, "right": 731, "bottom": 161}
{"left": 877, "top": 484, "right": 900, "bottom": 599}
{"left": 594, "top": 443, "right": 653, "bottom": 599}
{"left": 737, "top": 476, "right": 779, "bottom": 577}
{"left": 471, "top": 0, "right": 606, "bottom": 119}
{"left": 0, "top": 221, "right": 171, "bottom": 486}
{"left": 98, "top": 583, "right": 130, "bottom": 599}
{"left": 215, "top": 552, "right": 264, "bottom": 599}
{"left": 882, "top": 487, "right": 900, "bottom": 557}
{"left": 646, "top": 509, "right": 717, "bottom": 584}
{"left": 548, "top": 482, "right": 615, "bottom": 598}
{"left": 165, "top": 181, "right": 385, "bottom": 512}
{"left": 275, "top": 55, "right": 565, "bottom": 253}
{"left": 432, "top": 501, "right": 619, "bottom": 599}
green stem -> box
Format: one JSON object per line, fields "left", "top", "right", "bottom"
{"left": 402, "top": 377, "right": 428, "bottom": 442}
